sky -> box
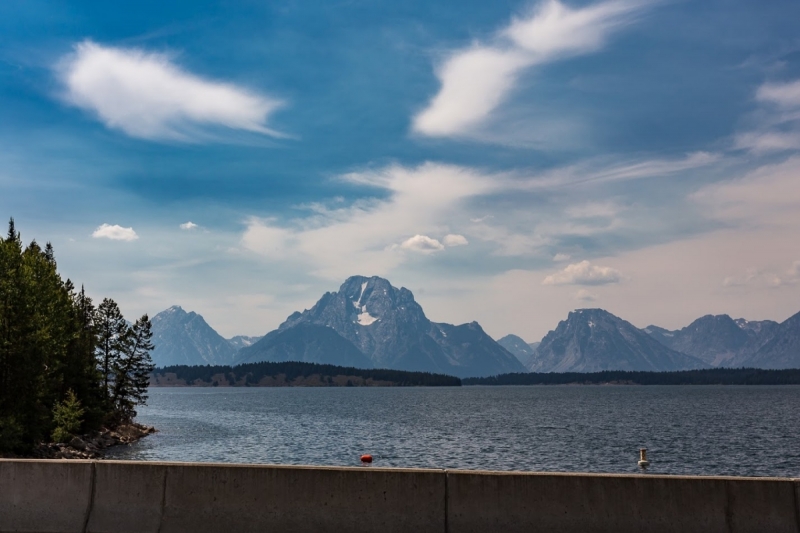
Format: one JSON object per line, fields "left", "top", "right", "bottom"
{"left": 2, "top": 0, "right": 800, "bottom": 342}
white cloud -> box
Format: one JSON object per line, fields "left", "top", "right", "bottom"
{"left": 575, "top": 289, "right": 598, "bottom": 301}
{"left": 735, "top": 132, "right": 800, "bottom": 154}
{"left": 736, "top": 78, "right": 800, "bottom": 153}
{"left": 553, "top": 253, "right": 571, "bottom": 261}
{"left": 241, "top": 163, "right": 497, "bottom": 278}
{"left": 542, "top": 260, "right": 621, "bottom": 286}
{"left": 398, "top": 235, "right": 445, "bottom": 253}
{"left": 443, "top": 234, "right": 469, "bottom": 247}
{"left": 413, "top": 0, "right": 646, "bottom": 137}
{"left": 92, "top": 223, "right": 139, "bottom": 241}
{"left": 722, "top": 269, "right": 784, "bottom": 289}
{"left": 723, "top": 260, "right": 800, "bottom": 290}
{"left": 756, "top": 80, "right": 800, "bottom": 108}
{"left": 180, "top": 221, "right": 199, "bottom": 230}
{"left": 58, "top": 41, "right": 284, "bottom": 141}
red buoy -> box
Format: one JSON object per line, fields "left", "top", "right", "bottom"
{"left": 360, "top": 454, "right": 373, "bottom": 464}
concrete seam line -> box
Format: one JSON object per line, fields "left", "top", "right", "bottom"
{"left": 722, "top": 479, "right": 734, "bottom": 533}
{"left": 156, "top": 466, "right": 168, "bottom": 533}
{"left": 443, "top": 469, "right": 449, "bottom": 533}
{"left": 81, "top": 461, "right": 97, "bottom": 533}
{"left": 792, "top": 479, "right": 800, "bottom": 533}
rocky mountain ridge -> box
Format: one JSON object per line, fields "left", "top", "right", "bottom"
{"left": 237, "top": 276, "right": 525, "bottom": 378}
{"left": 497, "top": 334, "right": 536, "bottom": 364}
{"left": 644, "top": 314, "right": 782, "bottom": 367}
{"left": 150, "top": 299, "right": 800, "bottom": 375}
{"left": 529, "top": 309, "right": 707, "bottom": 372}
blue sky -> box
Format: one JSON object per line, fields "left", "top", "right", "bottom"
{"left": 2, "top": 0, "right": 800, "bottom": 340}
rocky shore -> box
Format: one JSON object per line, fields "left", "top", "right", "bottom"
{"left": 2, "top": 423, "right": 156, "bottom": 460}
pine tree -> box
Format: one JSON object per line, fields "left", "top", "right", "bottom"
{"left": 0, "top": 219, "right": 153, "bottom": 453}
{"left": 94, "top": 298, "right": 128, "bottom": 403}
{"left": 111, "top": 315, "right": 155, "bottom": 421}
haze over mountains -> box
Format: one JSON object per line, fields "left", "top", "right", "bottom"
{"left": 151, "top": 306, "right": 261, "bottom": 367}
{"left": 151, "top": 276, "right": 800, "bottom": 376}
{"left": 505, "top": 309, "right": 800, "bottom": 373}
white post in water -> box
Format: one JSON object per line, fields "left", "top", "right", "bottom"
{"left": 638, "top": 448, "right": 650, "bottom": 469}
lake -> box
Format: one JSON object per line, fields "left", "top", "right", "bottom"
{"left": 108, "top": 385, "right": 800, "bottom": 477}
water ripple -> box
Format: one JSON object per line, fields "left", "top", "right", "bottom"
{"left": 107, "top": 385, "right": 800, "bottom": 477}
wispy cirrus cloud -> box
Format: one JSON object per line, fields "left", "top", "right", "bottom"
{"left": 735, "top": 78, "right": 800, "bottom": 154}
{"left": 413, "top": 0, "right": 647, "bottom": 138}
{"left": 58, "top": 41, "right": 285, "bottom": 142}
{"left": 92, "top": 223, "right": 138, "bottom": 241}
{"left": 241, "top": 163, "right": 497, "bottom": 279}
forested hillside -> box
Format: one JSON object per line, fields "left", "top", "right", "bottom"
{"left": 464, "top": 368, "right": 800, "bottom": 386}
{"left": 0, "top": 219, "right": 154, "bottom": 453}
{"left": 153, "top": 361, "right": 461, "bottom": 387}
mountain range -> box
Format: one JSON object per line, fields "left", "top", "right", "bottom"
{"left": 150, "top": 306, "right": 261, "bottom": 367}
{"left": 150, "top": 276, "right": 800, "bottom": 376}
{"left": 504, "top": 309, "right": 799, "bottom": 373}
{"left": 235, "top": 276, "right": 525, "bottom": 378}
{"left": 152, "top": 276, "right": 525, "bottom": 378}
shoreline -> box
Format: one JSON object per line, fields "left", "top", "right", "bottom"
{"left": 0, "top": 422, "right": 156, "bottom": 460}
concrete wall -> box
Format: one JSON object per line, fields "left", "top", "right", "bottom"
{"left": 1, "top": 460, "right": 799, "bottom": 533}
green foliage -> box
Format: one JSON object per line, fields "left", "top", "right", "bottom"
{"left": 155, "top": 361, "right": 462, "bottom": 387}
{"left": 51, "top": 390, "right": 84, "bottom": 443}
{"left": 0, "top": 218, "right": 154, "bottom": 453}
{"left": 463, "top": 368, "right": 800, "bottom": 386}
{"left": 111, "top": 315, "right": 155, "bottom": 422}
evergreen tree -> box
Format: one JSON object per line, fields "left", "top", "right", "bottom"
{"left": 94, "top": 298, "right": 128, "bottom": 403}
{"left": 0, "top": 219, "right": 153, "bottom": 453}
{"left": 111, "top": 315, "right": 155, "bottom": 421}
{"left": 51, "top": 389, "right": 84, "bottom": 443}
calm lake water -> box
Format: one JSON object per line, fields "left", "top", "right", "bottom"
{"left": 108, "top": 385, "right": 800, "bottom": 477}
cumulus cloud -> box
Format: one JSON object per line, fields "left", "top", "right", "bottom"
{"left": 553, "top": 253, "right": 571, "bottom": 261}
{"left": 92, "top": 223, "right": 139, "bottom": 241}
{"left": 180, "top": 221, "right": 199, "bottom": 230}
{"left": 443, "top": 234, "right": 469, "bottom": 246}
{"left": 58, "top": 41, "right": 284, "bottom": 141}
{"left": 542, "top": 260, "right": 621, "bottom": 286}
{"left": 398, "top": 235, "right": 445, "bottom": 253}
{"left": 413, "top": 0, "right": 645, "bottom": 137}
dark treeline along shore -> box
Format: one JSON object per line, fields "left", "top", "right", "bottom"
{"left": 464, "top": 367, "right": 800, "bottom": 386}
{"left": 152, "top": 361, "right": 462, "bottom": 387}
{"left": 0, "top": 219, "right": 155, "bottom": 457}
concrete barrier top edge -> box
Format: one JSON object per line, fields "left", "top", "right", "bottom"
{"left": 0, "top": 458, "right": 445, "bottom": 474}
{"left": 1, "top": 459, "right": 798, "bottom": 482}
{"left": 444, "top": 469, "right": 800, "bottom": 482}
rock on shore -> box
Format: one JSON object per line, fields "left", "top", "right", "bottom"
{"left": 28, "top": 422, "right": 156, "bottom": 460}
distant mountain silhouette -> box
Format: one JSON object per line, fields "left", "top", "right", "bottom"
{"left": 497, "top": 334, "right": 536, "bottom": 364}
{"left": 151, "top": 306, "right": 238, "bottom": 367}
{"left": 530, "top": 309, "right": 707, "bottom": 372}
{"left": 227, "top": 335, "right": 263, "bottom": 351}
{"left": 236, "top": 275, "right": 525, "bottom": 378}
{"left": 745, "top": 311, "right": 800, "bottom": 369}
{"left": 644, "top": 315, "right": 779, "bottom": 367}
